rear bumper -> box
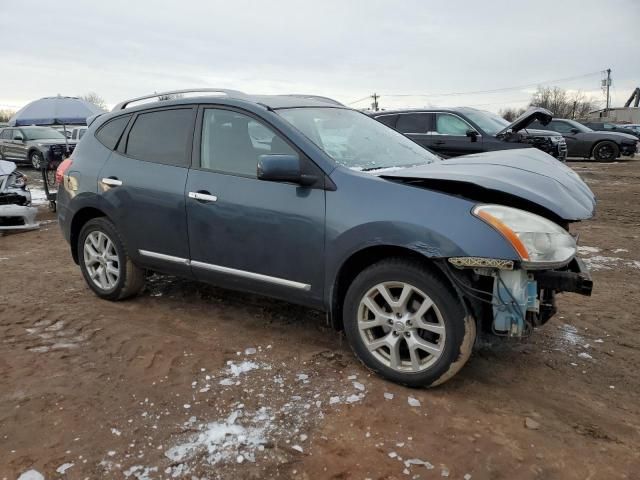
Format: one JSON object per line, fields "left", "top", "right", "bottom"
{"left": 534, "top": 257, "right": 593, "bottom": 296}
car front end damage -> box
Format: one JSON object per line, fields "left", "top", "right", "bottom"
{"left": 444, "top": 205, "right": 592, "bottom": 337}
{"left": 0, "top": 160, "right": 38, "bottom": 232}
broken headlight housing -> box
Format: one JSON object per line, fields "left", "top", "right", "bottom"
{"left": 473, "top": 204, "right": 576, "bottom": 269}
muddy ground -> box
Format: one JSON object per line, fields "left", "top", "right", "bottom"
{"left": 1, "top": 160, "right": 639, "bottom": 480}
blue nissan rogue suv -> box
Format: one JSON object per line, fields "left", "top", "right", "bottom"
{"left": 56, "top": 89, "right": 595, "bottom": 387}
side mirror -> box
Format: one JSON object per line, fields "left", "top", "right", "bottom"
{"left": 570, "top": 128, "right": 580, "bottom": 134}
{"left": 466, "top": 129, "right": 479, "bottom": 142}
{"left": 14, "top": 135, "right": 24, "bottom": 142}
{"left": 258, "top": 154, "right": 317, "bottom": 186}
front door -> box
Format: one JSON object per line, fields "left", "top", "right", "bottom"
{"left": 185, "top": 106, "right": 326, "bottom": 306}
{"left": 97, "top": 106, "right": 196, "bottom": 277}
{"left": 429, "top": 113, "right": 484, "bottom": 157}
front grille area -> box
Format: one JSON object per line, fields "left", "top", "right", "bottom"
{"left": 557, "top": 138, "right": 568, "bottom": 159}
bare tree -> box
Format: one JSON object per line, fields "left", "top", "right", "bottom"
{"left": 79, "top": 92, "right": 107, "bottom": 110}
{"left": 0, "top": 109, "right": 15, "bottom": 122}
{"left": 499, "top": 107, "right": 527, "bottom": 122}
{"left": 529, "top": 86, "right": 598, "bottom": 119}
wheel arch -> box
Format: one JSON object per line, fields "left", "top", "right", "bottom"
{"left": 328, "top": 245, "right": 465, "bottom": 331}
{"left": 69, "top": 207, "right": 109, "bottom": 264}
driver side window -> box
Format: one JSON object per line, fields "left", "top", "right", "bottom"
{"left": 548, "top": 121, "right": 572, "bottom": 133}
{"left": 12, "top": 130, "right": 23, "bottom": 140}
{"left": 435, "top": 114, "right": 472, "bottom": 136}
{"left": 200, "top": 109, "right": 296, "bottom": 177}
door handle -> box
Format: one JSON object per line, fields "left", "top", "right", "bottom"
{"left": 101, "top": 177, "right": 122, "bottom": 187}
{"left": 188, "top": 191, "right": 218, "bottom": 203}
{"left": 434, "top": 140, "right": 446, "bottom": 145}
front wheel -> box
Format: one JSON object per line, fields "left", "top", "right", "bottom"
{"left": 343, "top": 259, "right": 476, "bottom": 387}
{"left": 30, "top": 151, "right": 44, "bottom": 169}
{"left": 78, "top": 218, "right": 145, "bottom": 301}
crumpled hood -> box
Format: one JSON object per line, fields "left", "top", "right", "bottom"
{"left": 497, "top": 107, "right": 553, "bottom": 135}
{"left": 379, "top": 148, "right": 596, "bottom": 222}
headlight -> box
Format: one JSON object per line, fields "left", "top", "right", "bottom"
{"left": 473, "top": 204, "right": 576, "bottom": 268}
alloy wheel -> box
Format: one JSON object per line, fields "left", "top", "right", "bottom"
{"left": 596, "top": 144, "right": 614, "bottom": 160}
{"left": 83, "top": 231, "right": 120, "bottom": 290}
{"left": 357, "top": 281, "right": 446, "bottom": 373}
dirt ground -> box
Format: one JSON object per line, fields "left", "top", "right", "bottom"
{"left": 1, "top": 160, "right": 639, "bottom": 480}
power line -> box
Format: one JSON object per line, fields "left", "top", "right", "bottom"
{"left": 347, "top": 95, "right": 374, "bottom": 105}
{"left": 378, "top": 70, "right": 603, "bottom": 98}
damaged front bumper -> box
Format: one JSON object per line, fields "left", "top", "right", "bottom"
{"left": 446, "top": 256, "right": 592, "bottom": 338}
{"left": 0, "top": 160, "right": 39, "bottom": 232}
{"left": 0, "top": 204, "right": 39, "bottom": 231}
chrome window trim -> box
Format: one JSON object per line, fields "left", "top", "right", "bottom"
{"left": 138, "top": 250, "right": 311, "bottom": 291}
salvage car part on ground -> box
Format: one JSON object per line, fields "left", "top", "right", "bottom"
{"left": 56, "top": 89, "right": 595, "bottom": 387}
{"left": 0, "top": 160, "right": 38, "bottom": 232}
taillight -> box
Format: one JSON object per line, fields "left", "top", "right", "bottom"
{"left": 56, "top": 157, "right": 73, "bottom": 185}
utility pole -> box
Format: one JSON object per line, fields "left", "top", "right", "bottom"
{"left": 371, "top": 93, "right": 379, "bottom": 112}
{"left": 605, "top": 68, "right": 611, "bottom": 117}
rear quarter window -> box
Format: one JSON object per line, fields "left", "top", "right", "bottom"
{"left": 95, "top": 115, "right": 132, "bottom": 150}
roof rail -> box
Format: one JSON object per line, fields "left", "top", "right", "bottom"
{"left": 112, "top": 88, "right": 248, "bottom": 111}
{"left": 283, "top": 94, "right": 345, "bottom": 106}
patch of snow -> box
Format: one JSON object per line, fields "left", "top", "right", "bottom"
{"left": 578, "top": 352, "right": 593, "bottom": 360}
{"left": 17, "top": 470, "right": 44, "bottom": 480}
{"left": 577, "top": 245, "right": 600, "bottom": 254}
{"left": 226, "top": 360, "right": 260, "bottom": 377}
{"left": 244, "top": 347, "right": 257, "bottom": 355}
{"left": 353, "top": 381, "right": 365, "bottom": 391}
{"left": 291, "top": 445, "right": 303, "bottom": 453}
{"left": 408, "top": 397, "right": 421, "bottom": 407}
{"left": 346, "top": 394, "right": 363, "bottom": 403}
{"left": 329, "top": 396, "right": 341, "bottom": 405}
{"left": 56, "top": 462, "right": 74, "bottom": 474}
{"left": 557, "top": 323, "right": 584, "bottom": 346}
{"left": 613, "top": 248, "right": 628, "bottom": 253}
{"left": 583, "top": 255, "right": 623, "bottom": 271}
{"left": 111, "top": 428, "right": 121, "bottom": 436}
{"left": 384, "top": 392, "right": 394, "bottom": 400}
{"left": 165, "top": 408, "right": 270, "bottom": 466}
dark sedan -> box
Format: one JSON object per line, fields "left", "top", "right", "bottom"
{"left": 529, "top": 118, "right": 639, "bottom": 161}
{"left": 0, "top": 126, "right": 77, "bottom": 169}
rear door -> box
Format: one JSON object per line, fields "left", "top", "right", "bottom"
{"left": 395, "top": 113, "right": 432, "bottom": 150}
{"left": 0, "top": 129, "right": 13, "bottom": 159}
{"left": 185, "top": 106, "right": 326, "bottom": 306}
{"left": 97, "top": 106, "right": 196, "bottom": 276}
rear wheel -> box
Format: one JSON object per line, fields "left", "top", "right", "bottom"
{"left": 592, "top": 141, "right": 619, "bottom": 162}
{"left": 30, "top": 151, "right": 43, "bottom": 169}
{"left": 343, "top": 258, "right": 476, "bottom": 387}
{"left": 78, "top": 218, "right": 145, "bottom": 300}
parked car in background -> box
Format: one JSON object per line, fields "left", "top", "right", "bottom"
{"left": 0, "top": 126, "right": 77, "bottom": 169}
{"left": 71, "top": 126, "right": 87, "bottom": 141}
{"left": 622, "top": 124, "right": 640, "bottom": 135}
{"left": 582, "top": 121, "right": 640, "bottom": 139}
{"left": 56, "top": 89, "right": 595, "bottom": 387}
{"left": 371, "top": 107, "right": 568, "bottom": 161}
{"left": 529, "top": 118, "right": 639, "bottom": 161}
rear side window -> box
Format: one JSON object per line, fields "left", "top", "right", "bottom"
{"left": 96, "top": 115, "right": 131, "bottom": 150}
{"left": 0, "top": 129, "right": 10, "bottom": 140}
{"left": 125, "top": 109, "right": 193, "bottom": 166}
{"left": 396, "top": 113, "right": 429, "bottom": 134}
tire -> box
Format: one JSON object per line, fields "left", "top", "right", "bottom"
{"left": 591, "top": 141, "right": 619, "bottom": 162}
{"left": 343, "top": 258, "right": 476, "bottom": 388}
{"left": 77, "top": 217, "right": 145, "bottom": 301}
{"left": 30, "top": 151, "right": 44, "bottom": 169}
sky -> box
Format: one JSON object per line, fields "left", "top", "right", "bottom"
{"left": 0, "top": 0, "right": 638, "bottom": 113}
